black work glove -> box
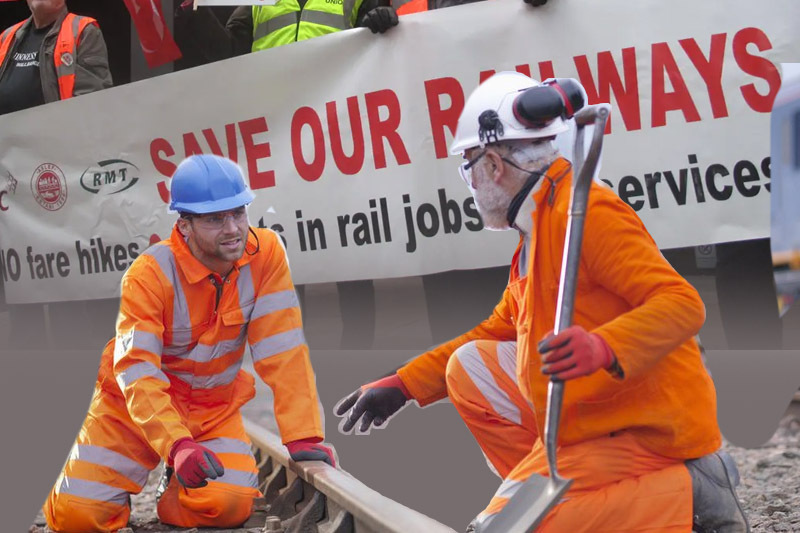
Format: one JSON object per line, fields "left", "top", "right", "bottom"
{"left": 359, "top": 6, "right": 399, "bottom": 34}
{"left": 523, "top": 0, "right": 548, "bottom": 5}
{"left": 334, "top": 374, "right": 411, "bottom": 433}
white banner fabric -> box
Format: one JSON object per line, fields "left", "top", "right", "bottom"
{"left": 0, "top": 0, "right": 797, "bottom": 303}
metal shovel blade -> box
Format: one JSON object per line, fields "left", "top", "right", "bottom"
{"left": 474, "top": 474, "right": 572, "bottom": 533}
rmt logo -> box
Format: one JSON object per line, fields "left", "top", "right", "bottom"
{"left": 80, "top": 159, "right": 140, "bottom": 195}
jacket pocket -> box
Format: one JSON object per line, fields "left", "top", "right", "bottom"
{"left": 571, "top": 374, "right": 652, "bottom": 438}
{"left": 222, "top": 307, "right": 250, "bottom": 329}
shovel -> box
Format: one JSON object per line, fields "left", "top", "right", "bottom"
{"left": 475, "top": 103, "right": 611, "bottom": 533}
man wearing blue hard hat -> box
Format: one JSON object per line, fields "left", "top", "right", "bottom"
{"left": 43, "top": 154, "right": 334, "bottom": 532}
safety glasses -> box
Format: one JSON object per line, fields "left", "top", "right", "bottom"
{"left": 458, "top": 149, "right": 487, "bottom": 190}
{"left": 185, "top": 207, "right": 248, "bottom": 230}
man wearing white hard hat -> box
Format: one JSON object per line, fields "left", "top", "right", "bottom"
{"left": 335, "top": 72, "right": 748, "bottom": 532}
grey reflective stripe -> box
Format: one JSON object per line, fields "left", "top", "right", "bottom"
{"left": 474, "top": 480, "right": 526, "bottom": 524}
{"left": 202, "top": 437, "right": 253, "bottom": 457}
{"left": 251, "top": 328, "right": 306, "bottom": 363}
{"left": 133, "top": 330, "right": 163, "bottom": 356}
{"left": 55, "top": 16, "right": 80, "bottom": 79}
{"left": 116, "top": 361, "right": 170, "bottom": 390}
{"left": 114, "top": 331, "right": 132, "bottom": 364}
{"left": 344, "top": 0, "right": 357, "bottom": 26}
{"left": 494, "top": 478, "right": 523, "bottom": 500}
{"left": 211, "top": 468, "right": 259, "bottom": 489}
{"left": 253, "top": 12, "right": 298, "bottom": 42}
{"left": 476, "top": 478, "right": 565, "bottom": 524}
{"left": 300, "top": 9, "right": 348, "bottom": 29}
{"left": 496, "top": 341, "right": 518, "bottom": 384}
{"left": 454, "top": 343, "right": 522, "bottom": 425}
{"left": 251, "top": 290, "right": 299, "bottom": 321}
{"left": 237, "top": 264, "right": 256, "bottom": 320}
{"left": 164, "top": 326, "right": 246, "bottom": 362}
{"left": 519, "top": 238, "right": 530, "bottom": 278}
{"left": 144, "top": 245, "right": 192, "bottom": 347}
{"left": 163, "top": 342, "right": 193, "bottom": 356}
{"left": 69, "top": 444, "right": 150, "bottom": 488}
{"left": 56, "top": 476, "right": 130, "bottom": 506}
{"left": 166, "top": 359, "right": 242, "bottom": 389}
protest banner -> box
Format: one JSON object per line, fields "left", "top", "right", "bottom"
{"left": 0, "top": 0, "right": 797, "bottom": 304}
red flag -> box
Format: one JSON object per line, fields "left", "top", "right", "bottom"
{"left": 122, "top": 0, "right": 182, "bottom": 68}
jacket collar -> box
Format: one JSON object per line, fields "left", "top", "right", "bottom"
{"left": 169, "top": 224, "right": 258, "bottom": 284}
{"left": 512, "top": 157, "right": 573, "bottom": 236}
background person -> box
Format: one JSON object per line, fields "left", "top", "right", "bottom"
{"left": 174, "top": 0, "right": 397, "bottom": 67}
{"left": 0, "top": 0, "right": 112, "bottom": 350}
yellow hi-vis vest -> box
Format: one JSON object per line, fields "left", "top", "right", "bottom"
{"left": 251, "top": 0, "right": 351, "bottom": 52}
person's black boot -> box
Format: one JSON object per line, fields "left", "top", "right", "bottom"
{"left": 686, "top": 450, "right": 750, "bottom": 533}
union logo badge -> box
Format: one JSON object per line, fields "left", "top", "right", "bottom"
{"left": 31, "top": 163, "right": 68, "bottom": 211}
{"left": 60, "top": 52, "right": 73, "bottom": 67}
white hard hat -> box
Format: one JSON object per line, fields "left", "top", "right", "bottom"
{"left": 449, "top": 71, "right": 570, "bottom": 155}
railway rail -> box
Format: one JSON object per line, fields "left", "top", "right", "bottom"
{"left": 239, "top": 419, "right": 456, "bottom": 533}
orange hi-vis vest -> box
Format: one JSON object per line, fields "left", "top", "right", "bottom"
{"left": 0, "top": 13, "right": 98, "bottom": 100}
{"left": 95, "top": 226, "right": 324, "bottom": 460}
{"left": 397, "top": 0, "right": 428, "bottom": 15}
{"left": 398, "top": 158, "right": 721, "bottom": 460}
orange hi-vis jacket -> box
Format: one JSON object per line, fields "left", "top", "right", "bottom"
{"left": 95, "top": 226, "right": 323, "bottom": 460}
{"left": 398, "top": 158, "right": 721, "bottom": 459}
{"left": 0, "top": 13, "right": 97, "bottom": 100}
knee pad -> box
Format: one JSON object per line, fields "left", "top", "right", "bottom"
{"left": 44, "top": 489, "right": 130, "bottom": 533}
{"left": 157, "top": 479, "right": 256, "bottom": 528}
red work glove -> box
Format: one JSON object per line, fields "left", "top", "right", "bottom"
{"left": 168, "top": 437, "right": 225, "bottom": 488}
{"left": 286, "top": 438, "right": 336, "bottom": 467}
{"left": 334, "top": 374, "right": 411, "bottom": 433}
{"left": 538, "top": 325, "right": 615, "bottom": 381}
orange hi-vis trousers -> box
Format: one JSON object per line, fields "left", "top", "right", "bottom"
{"left": 43, "top": 387, "right": 260, "bottom": 533}
{"left": 445, "top": 340, "right": 694, "bottom": 532}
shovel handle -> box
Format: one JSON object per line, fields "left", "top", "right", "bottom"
{"left": 553, "top": 104, "right": 610, "bottom": 334}
{"left": 573, "top": 104, "right": 609, "bottom": 127}
{"left": 546, "top": 104, "right": 611, "bottom": 477}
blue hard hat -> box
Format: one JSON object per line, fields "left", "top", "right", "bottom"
{"left": 169, "top": 154, "right": 256, "bottom": 214}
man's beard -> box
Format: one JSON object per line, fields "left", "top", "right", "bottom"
{"left": 473, "top": 177, "right": 514, "bottom": 231}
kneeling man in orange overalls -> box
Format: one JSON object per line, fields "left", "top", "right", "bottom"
{"left": 44, "top": 155, "right": 335, "bottom": 532}
{"left": 334, "top": 72, "right": 749, "bottom": 533}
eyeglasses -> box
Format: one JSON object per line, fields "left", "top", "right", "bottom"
{"left": 185, "top": 207, "right": 248, "bottom": 230}
{"left": 458, "top": 149, "right": 486, "bottom": 190}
